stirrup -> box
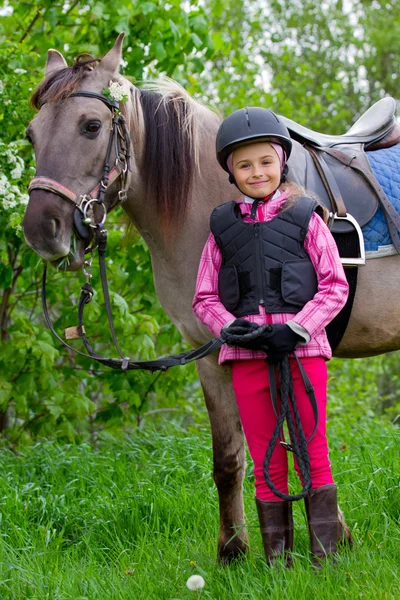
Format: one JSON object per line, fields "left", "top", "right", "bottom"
{"left": 327, "top": 212, "right": 366, "bottom": 267}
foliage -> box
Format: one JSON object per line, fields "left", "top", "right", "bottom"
{"left": 0, "top": 1, "right": 400, "bottom": 442}
{"left": 198, "top": 0, "right": 400, "bottom": 129}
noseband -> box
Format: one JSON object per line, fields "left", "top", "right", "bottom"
{"left": 28, "top": 91, "right": 131, "bottom": 239}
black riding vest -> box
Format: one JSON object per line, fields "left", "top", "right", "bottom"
{"left": 210, "top": 196, "right": 319, "bottom": 316}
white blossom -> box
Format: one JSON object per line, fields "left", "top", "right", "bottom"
{"left": 19, "top": 194, "right": 29, "bottom": 206}
{"left": 108, "top": 80, "right": 129, "bottom": 102}
{"left": 10, "top": 157, "right": 24, "bottom": 180}
{"left": 14, "top": 68, "right": 27, "bottom": 74}
{"left": 3, "top": 147, "right": 24, "bottom": 179}
{"left": 186, "top": 575, "right": 205, "bottom": 591}
{"left": 0, "top": 80, "right": 3, "bottom": 94}
{"left": 2, "top": 197, "right": 17, "bottom": 210}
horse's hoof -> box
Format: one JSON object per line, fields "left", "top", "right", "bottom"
{"left": 217, "top": 533, "right": 249, "bottom": 565}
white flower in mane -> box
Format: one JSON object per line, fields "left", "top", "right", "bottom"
{"left": 107, "top": 80, "right": 129, "bottom": 103}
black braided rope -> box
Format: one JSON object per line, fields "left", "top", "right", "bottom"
{"left": 43, "top": 265, "right": 268, "bottom": 372}
{"left": 263, "top": 356, "right": 312, "bottom": 501}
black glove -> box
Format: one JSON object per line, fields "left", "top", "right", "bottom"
{"left": 221, "top": 318, "right": 265, "bottom": 349}
{"left": 260, "top": 324, "right": 302, "bottom": 362}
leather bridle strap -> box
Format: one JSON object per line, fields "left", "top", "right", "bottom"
{"left": 28, "top": 91, "right": 130, "bottom": 212}
{"left": 28, "top": 167, "right": 122, "bottom": 206}
{"left": 263, "top": 355, "right": 313, "bottom": 501}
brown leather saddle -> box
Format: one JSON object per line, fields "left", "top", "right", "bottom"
{"left": 282, "top": 97, "right": 400, "bottom": 265}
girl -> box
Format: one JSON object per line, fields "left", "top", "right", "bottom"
{"left": 192, "top": 107, "right": 351, "bottom": 567}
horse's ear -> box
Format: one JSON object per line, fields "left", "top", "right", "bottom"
{"left": 46, "top": 49, "right": 68, "bottom": 76}
{"left": 99, "top": 33, "right": 125, "bottom": 75}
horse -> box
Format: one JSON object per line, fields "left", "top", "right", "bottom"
{"left": 22, "top": 34, "right": 400, "bottom": 562}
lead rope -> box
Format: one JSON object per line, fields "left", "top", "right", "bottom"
{"left": 42, "top": 262, "right": 267, "bottom": 371}
{"left": 262, "top": 355, "right": 317, "bottom": 500}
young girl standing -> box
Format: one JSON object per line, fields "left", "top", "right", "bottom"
{"left": 193, "top": 107, "right": 351, "bottom": 567}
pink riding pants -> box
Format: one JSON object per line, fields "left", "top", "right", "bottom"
{"left": 231, "top": 357, "right": 334, "bottom": 502}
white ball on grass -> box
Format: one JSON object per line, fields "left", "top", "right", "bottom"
{"left": 186, "top": 575, "right": 205, "bottom": 590}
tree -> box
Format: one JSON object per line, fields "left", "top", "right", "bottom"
{"left": 0, "top": 0, "right": 399, "bottom": 442}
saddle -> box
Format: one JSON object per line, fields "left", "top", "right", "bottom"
{"left": 281, "top": 97, "right": 400, "bottom": 266}
{"left": 283, "top": 97, "right": 399, "bottom": 149}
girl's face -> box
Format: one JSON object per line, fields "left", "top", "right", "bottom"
{"left": 232, "top": 142, "right": 282, "bottom": 199}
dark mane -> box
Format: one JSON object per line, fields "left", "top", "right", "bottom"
{"left": 31, "top": 55, "right": 99, "bottom": 109}
{"left": 139, "top": 89, "right": 196, "bottom": 229}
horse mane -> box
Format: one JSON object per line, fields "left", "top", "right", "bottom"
{"left": 32, "top": 63, "right": 219, "bottom": 229}
{"left": 138, "top": 79, "right": 218, "bottom": 229}
{"left": 31, "top": 54, "right": 99, "bottom": 109}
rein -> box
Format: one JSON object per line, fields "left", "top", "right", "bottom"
{"left": 263, "top": 356, "right": 317, "bottom": 500}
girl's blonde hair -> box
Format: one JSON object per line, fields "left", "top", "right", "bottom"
{"left": 280, "top": 181, "right": 330, "bottom": 224}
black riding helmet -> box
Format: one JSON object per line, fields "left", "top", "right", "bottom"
{"left": 216, "top": 107, "right": 293, "bottom": 173}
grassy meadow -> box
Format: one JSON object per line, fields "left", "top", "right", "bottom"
{"left": 1, "top": 357, "right": 400, "bottom": 599}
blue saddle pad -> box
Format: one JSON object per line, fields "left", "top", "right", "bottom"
{"left": 363, "top": 143, "right": 400, "bottom": 251}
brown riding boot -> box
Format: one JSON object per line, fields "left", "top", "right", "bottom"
{"left": 255, "top": 497, "right": 294, "bottom": 567}
{"left": 304, "top": 484, "right": 339, "bottom": 567}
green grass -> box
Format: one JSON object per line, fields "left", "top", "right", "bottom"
{"left": 0, "top": 416, "right": 400, "bottom": 599}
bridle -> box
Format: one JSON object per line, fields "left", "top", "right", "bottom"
{"left": 28, "top": 90, "right": 224, "bottom": 371}
{"left": 28, "top": 91, "right": 131, "bottom": 241}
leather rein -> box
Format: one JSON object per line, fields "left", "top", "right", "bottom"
{"left": 29, "top": 90, "right": 224, "bottom": 372}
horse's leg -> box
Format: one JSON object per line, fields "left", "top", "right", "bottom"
{"left": 196, "top": 356, "right": 248, "bottom": 563}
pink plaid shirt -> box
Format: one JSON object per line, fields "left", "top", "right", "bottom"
{"left": 192, "top": 190, "right": 349, "bottom": 364}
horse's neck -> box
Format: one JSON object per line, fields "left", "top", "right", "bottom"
{"left": 124, "top": 106, "right": 233, "bottom": 276}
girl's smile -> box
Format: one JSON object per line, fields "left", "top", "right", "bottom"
{"left": 232, "top": 142, "right": 282, "bottom": 199}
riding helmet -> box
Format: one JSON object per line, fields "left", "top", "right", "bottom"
{"left": 216, "top": 107, "right": 293, "bottom": 172}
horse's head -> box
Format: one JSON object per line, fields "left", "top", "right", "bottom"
{"left": 23, "top": 33, "right": 132, "bottom": 270}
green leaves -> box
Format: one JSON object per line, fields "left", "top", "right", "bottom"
{"left": 0, "top": 0, "right": 399, "bottom": 444}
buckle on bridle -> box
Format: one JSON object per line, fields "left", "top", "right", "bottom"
{"left": 116, "top": 154, "right": 128, "bottom": 173}
{"left": 79, "top": 198, "right": 107, "bottom": 228}
{"left": 118, "top": 189, "right": 127, "bottom": 203}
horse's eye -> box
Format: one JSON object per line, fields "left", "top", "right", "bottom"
{"left": 85, "top": 121, "right": 101, "bottom": 135}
